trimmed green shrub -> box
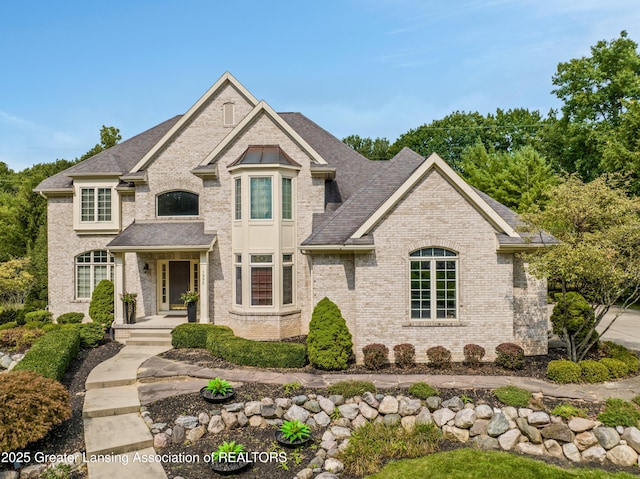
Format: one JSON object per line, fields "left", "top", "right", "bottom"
{"left": 408, "top": 381, "right": 439, "bottom": 399}
{"left": 0, "top": 327, "right": 45, "bottom": 352}
{"left": 0, "top": 321, "right": 17, "bottom": 331}
{"left": 598, "top": 398, "right": 640, "bottom": 427}
{"left": 206, "top": 329, "right": 307, "bottom": 368}
{"left": 546, "top": 359, "right": 582, "bottom": 383}
{"left": 363, "top": 343, "right": 389, "bottom": 370}
{"left": 494, "top": 386, "right": 531, "bottom": 407}
{"left": 172, "top": 323, "right": 232, "bottom": 349}
{"left": 426, "top": 346, "right": 452, "bottom": 368}
{"left": 393, "top": 343, "right": 415, "bottom": 369}
{"left": 73, "top": 322, "right": 105, "bottom": 348}
{"left": 495, "top": 343, "right": 524, "bottom": 370}
{"left": 0, "top": 308, "right": 23, "bottom": 325}
{"left": 327, "top": 380, "right": 376, "bottom": 397}
{"left": 13, "top": 328, "right": 81, "bottom": 381}
{"left": 0, "top": 371, "right": 71, "bottom": 451}
{"left": 463, "top": 344, "right": 486, "bottom": 366}
{"left": 601, "top": 341, "right": 640, "bottom": 374}
{"left": 89, "top": 280, "right": 114, "bottom": 328}
{"left": 550, "top": 403, "right": 588, "bottom": 419}
{"left": 307, "top": 297, "right": 353, "bottom": 370}
{"left": 599, "top": 357, "right": 629, "bottom": 379}
{"left": 41, "top": 323, "right": 62, "bottom": 332}
{"left": 23, "top": 321, "right": 48, "bottom": 330}
{"left": 56, "top": 312, "right": 84, "bottom": 324}
{"left": 24, "top": 310, "right": 53, "bottom": 323}
{"left": 579, "top": 359, "right": 610, "bottom": 383}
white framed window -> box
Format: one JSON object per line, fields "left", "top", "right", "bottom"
{"left": 282, "top": 177, "right": 292, "bottom": 220}
{"left": 409, "top": 248, "right": 457, "bottom": 319}
{"left": 250, "top": 254, "right": 273, "bottom": 306}
{"left": 250, "top": 177, "right": 272, "bottom": 220}
{"left": 76, "top": 250, "right": 114, "bottom": 299}
{"left": 282, "top": 253, "right": 294, "bottom": 305}
{"left": 234, "top": 178, "right": 242, "bottom": 220}
{"left": 80, "top": 187, "right": 112, "bottom": 222}
{"left": 234, "top": 254, "right": 242, "bottom": 305}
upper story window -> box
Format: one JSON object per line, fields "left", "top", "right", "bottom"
{"left": 250, "top": 177, "right": 272, "bottom": 220}
{"left": 223, "top": 102, "right": 235, "bottom": 127}
{"left": 410, "top": 248, "right": 457, "bottom": 320}
{"left": 81, "top": 187, "right": 112, "bottom": 222}
{"left": 157, "top": 191, "right": 199, "bottom": 216}
{"left": 234, "top": 178, "right": 242, "bottom": 220}
{"left": 76, "top": 250, "right": 114, "bottom": 299}
{"left": 282, "top": 177, "right": 292, "bottom": 220}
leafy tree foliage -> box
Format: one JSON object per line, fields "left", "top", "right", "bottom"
{"left": 550, "top": 292, "right": 597, "bottom": 362}
{"left": 524, "top": 176, "right": 640, "bottom": 361}
{"left": 0, "top": 259, "right": 35, "bottom": 306}
{"left": 342, "top": 134, "right": 392, "bottom": 161}
{"left": 460, "top": 144, "right": 557, "bottom": 212}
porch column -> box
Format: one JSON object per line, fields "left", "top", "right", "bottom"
{"left": 199, "top": 251, "right": 210, "bottom": 323}
{"left": 114, "top": 252, "right": 125, "bottom": 324}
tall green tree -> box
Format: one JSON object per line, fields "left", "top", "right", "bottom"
{"left": 523, "top": 176, "right": 640, "bottom": 361}
{"left": 342, "top": 134, "right": 391, "bottom": 161}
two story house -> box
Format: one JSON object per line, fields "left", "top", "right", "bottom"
{"left": 35, "top": 72, "right": 552, "bottom": 362}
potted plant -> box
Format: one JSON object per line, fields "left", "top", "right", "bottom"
{"left": 275, "top": 419, "right": 312, "bottom": 447}
{"left": 200, "top": 377, "right": 235, "bottom": 403}
{"left": 180, "top": 290, "right": 199, "bottom": 322}
{"left": 120, "top": 292, "right": 137, "bottom": 324}
{"left": 210, "top": 440, "right": 250, "bottom": 474}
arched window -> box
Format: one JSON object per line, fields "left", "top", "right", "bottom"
{"left": 409, "top": 248, "right": 457, "bottom": 319}
{"left": 76, "top": 250, "right": 114, "bottom": 299}
{"left": 157, "top": 191, "right": 199, "bottom": 216}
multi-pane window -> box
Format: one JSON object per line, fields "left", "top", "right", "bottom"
{"left": 76, "top": 250, "right": 114, "bottom": 299}
{"left": 410, "top": 248, "right": 457, "bottom": 319}
{"left": 81, "top": 188, "right": 111, "bottom": 222}
{"left": 250, "top": 254, "right": 272, "bottom": 305}
{"left": 157, "top": 191, "right": 199, "bottom": 216}
{"left": 282, "top": 253, "right": 293, "bottom": 305}
{"left": 234, "top": 178, "right": 242, "bottom": 220}
{"left": 282, "top": 178, "right": 292, "bottom": 220}
{"left": 234, "top": 254, "right": 242, "bottom": 305}
{"left": 250, "top": 177, "right": 272, "bottom": 219}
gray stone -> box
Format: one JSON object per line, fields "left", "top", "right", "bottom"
{"left": 498, "top": 429, "right": 521, "bottom": 450}
{"left": 351, "top": 414, "right": 368, "bottom": 430}
{"left": 237, "top": 411, "right": 249, "bottom": 427}
{"left": 324, "top": 458, "right": 344, "bottom": 474}
{"left": 575, "top": 431, "right": 598, "bottom": 451}
{"left": 382, "top": 414, "right": 401, "bottom": 426}
{"left": 308, "top": 456, "right": 325, "bottom": 469}
{"left": 516, "top": 417, "right": 542, "bottom": 444}
{"left": 399, "top": 397, "right": 422, "bottom": 416}
{"left": 338, "top": 403, "right": 360, "bottom": 420}
{"left": 221, "top": 410, "right": 238, "bottom": 429}
{"left": 186, "top": 425, "right": 206, "bottom": 443}
{"left": 172, "top": 424, "right": 185, "bottom": 444}
{"left": 544, "top": 439, "right": 564, "bottom": 458}
{"left": 568, "top": 417, "right": 595, "bottom": 433}
{"left": 362, "top": 391, "right": 379, "bottom": 408}
{"left": 487, "top": 413, "right": 510, "bottom": 437}
{"left": 0, "top": 356, "right": 11, "bottom": 369}
{"left": 475, "top": 404, "right": 493, "bottom": 419}
{"left": 334, "top": 417, "right": 351, "bottom": 428}
{"left": 245, "top": 400, "right": 262, "bottom": 416}
{"left": 0, "top": 471, "right": 18, "bottom": 479}
{"left": 426, "top": 396, "right": 442, "bottom": 411}
{"left": 527, "top": 411, "right": 550, "bottom": 426}
{"left": 454, "top": 409, "right": 477, "bottom": 429}
{"left": 443, "top": 425, "right": 470, "bottom": 443}
{"left": 331, "top": 426, "right": 351, "bottom": 440}
{"left": 562, "top": 442, "right": 581, "bottom": 462}
{"left": 265, "top": 418, "right": 283, "bottom": 427}
{"left": 315, "top": 473, "right": 340, "bottom": 479}
{"left": 473, "top": 435, "right": 500, "bottom": 450}
{"left": 442, "top": 396, "right": 464, "bottom": 412}
{"left": 175, "top": 415, "right": 199, "bottom": 429}
{"left": 249, "top": 415, "right": 265, "bottom": 427}
{"left": 151, "top": 422, "right": 167, "bottom": 430}
{"left": 378, "top": 396, "right": 399, "bottom": 414}
{"left": 329, "top": 395, "right": 344, "bottom": 406}
{"left": 415, "top": 407, "right": 433, "bottom": 425}
{"left": 581, "top": 445, "right": 607, "bottom": 463}
{"left": 154, "top": 432, "right": 169, "bottom": 448}
{"left": 318, "top": 396, "right": 336, "bottom": 415}
{"left": 224, "top": 402, "right": 244, "bottom": 413}
{"left": 469, "top": 418, "right": 489, "bottom": 437}
{"left": 518, "top": 408, "right": 533, "bottom": 418}
{"left": 297, "top": 468, "right": 314, "bottom": 479}
{"left": 285, "top": 404, "right": 310, "bottom": 423}
{"left": 17, "top": 465, "right": 46, "bottom": 479}
{"left": 514, "top": 442, "right": 545, "bottom": 456}
{"left": 501, "top": 406, "right": 518, "bottom": 420}
{"left": 401, "top": 415, "right": 416, "bottom": 431}
{"left": 314, "top": 411, "right": 331, "bottom": 427}
{"left": 540, "top": 423, "right": 573, "bottom": 443}
{"left": 593, "top": 427, "right": 620, "bottom": 450}
{"left": 260, "top": 403, "right": 279, "bottom": 418}
{"left": 292, "top": 395, "right": 308, "bottom": 405}
{"left": 621, "top": 426, "right": 640, "bottom": 453}
{"left": 304, "top": 400, "right": 321, "bottom": 413}
{"left": 198, "top": 412, "right": 209, "bottom": 425}
{"left": 359, "top": 402, "right": 379, "bottom": 420}
{"left": 616, "top": 425, "right": 625, "bottom": 435}
{"left": 606, "top": 445, "right": 639, "bottom": 467}
{"left": 275, "top": 397, "right": 291, "bottom": 409}
{"left": 432, "top": 408, "right": 456, "bottom": 427}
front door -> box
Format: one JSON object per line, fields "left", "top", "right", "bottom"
{"left": 157, "top": 260, "right": 199, "bottom": 312}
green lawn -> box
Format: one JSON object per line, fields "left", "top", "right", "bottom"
{"left": 367, "top": 449, "right": 639, "bottom": 479}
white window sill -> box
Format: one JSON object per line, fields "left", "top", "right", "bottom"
{"left": 402, "top": 320, "right": 465, "bottom": 327}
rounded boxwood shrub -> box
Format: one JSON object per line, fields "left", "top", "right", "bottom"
{"left": 546, "top": 359, "right": 582, "bottom": 383}
{"left": 601, "top": 341, "right": 640, "bottom": 374}
{"left": 56, "top": 312, "right": 84, "bottom": 324}
{"left": 24, "top": 310, "right": 53, "bottom": 323}
{"left": 495, "top": 342, "right": 524, "bottom": 370}
{"left": 89, "top": 280, "right": 114, "bottom": 328}
{"left": 426, "top": 346, "right": 452, "bottom": 369}
{"left": 0, "top": 371, "right": 71, "bottom": 451}
{"left": 362, "top": 343, "right": 389, "bottom": 370}
{"left": 408, "top": 381, "right": 439, "bottom": 399}
{"left": 579, "top": 359, "right": 610, "bottom": 383}
{"left": 393, "top": 343, "right": 416, "bottom": 369}
{"left": 172, "top": 323, "right": 232, "bottom": 349}
{"left": 307, "top": 297, "right": 353, "bottom": 371}
{"left": 73, "top": 322, "right": 106, "bottom": 348}
{"left": 599, "top": 358, "right": 629, "bottom": 379}
{"left": 463, "top": 344, "right": 486, "bottom": 366}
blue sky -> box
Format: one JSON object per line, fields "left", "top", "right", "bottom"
{"left": 1, "top": 0, "right": 639, "bottom": 171}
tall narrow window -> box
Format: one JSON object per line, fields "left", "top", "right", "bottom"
{"left": 282, "top": 253, "right": 293, "bottom": 305}
{"left": 282, "top": 177, "right": 292, "bottom": 220}
{"left": 250, "top": 254, "right": 272, "bottom": 305}
{"left": 410, "top": 248, "right": 457, "bottom": 319}
{"left": 75, "top": 250, "right": 114, "bottom": 299}
{"left": 97, "top": 188, "right": 111, "bottom": 221}
{"left": 250, "top": 177, "right": 272, "bottom": 219}
{"left": 234, "top": 254, "right": 242, "bottom": 305}
{"left": 223, "top": 102, "right": 235, "bottom": 126}
{"left": 234, "top": 178, "right": 242, "bottom": 220}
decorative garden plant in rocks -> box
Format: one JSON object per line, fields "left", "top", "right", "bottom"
{"left": 200, "top": 377, "right": 235, "bottom": 403}
{"left": 276, "top": 419, "right": 313, "bottom": 447}
{"left": 209, "top": 440, "right": 250, "bottom": 474}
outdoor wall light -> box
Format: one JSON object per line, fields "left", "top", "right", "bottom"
{"left": 143, "top": 263, "right": 149, "bottom": 273}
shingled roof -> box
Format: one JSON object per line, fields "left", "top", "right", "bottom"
{"left": 106, "top": 221, "right": 215, "bottom": 251}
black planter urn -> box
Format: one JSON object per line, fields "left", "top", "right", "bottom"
{"left": 124, "top": 302, "right": 136, "bottom": 324}
{"left": 187, "top": 302, "right": 197, "bottom": 322}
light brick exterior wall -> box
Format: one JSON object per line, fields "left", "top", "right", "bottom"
{"left": 513, "top": 256, "right": 548, "bottom": 354}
